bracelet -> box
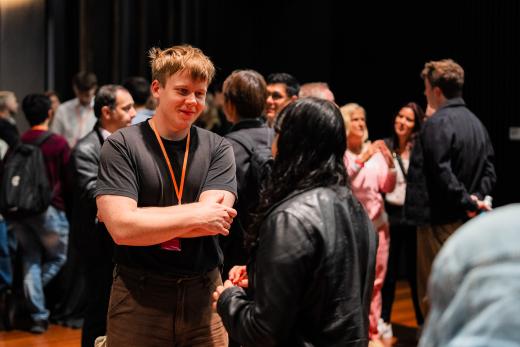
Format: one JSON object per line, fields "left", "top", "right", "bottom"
{"left": 355, "top": 159, "right": 365, "bottom": 168}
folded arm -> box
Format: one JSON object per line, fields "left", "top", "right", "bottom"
{"left": 96, "top": 192, "right": 236, "bottom": 246}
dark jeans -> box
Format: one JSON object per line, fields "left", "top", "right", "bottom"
{"left": 381, "top": 223, "right": 423, "bottom": 325}
{"left": 0, "top": 220, "right": 12, "bottom": 290}
{"left": 107, "top": 265, "right": 227, "bottom": 346}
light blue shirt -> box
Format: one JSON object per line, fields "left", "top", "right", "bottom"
{"left": 131, "top": 108, "right": 154, "bottom": 125}
{"left": 419, "top": 204, "right": 520, "bottom": 347}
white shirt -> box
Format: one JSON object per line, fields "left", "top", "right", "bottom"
{"left": 99, "top": 127, "right": 112, "bottom": 141}
{"left": 385, "top": 156, "right": 409, "bottom": 206}
{"left": 51, "top": 97, "right": 96, "bottom": 147}
{"left": 131, "top": 108, "right": 154, "bottom": 125}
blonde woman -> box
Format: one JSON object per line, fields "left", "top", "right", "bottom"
{"left": 341, "top": 103, "right": 396, "bottom": 347}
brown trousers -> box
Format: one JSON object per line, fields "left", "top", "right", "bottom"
{"left": 106, "top": 265, "right": 228, "bottom": 347}
{"left": 416, "top": 221, "right": 463, "bottom": 318}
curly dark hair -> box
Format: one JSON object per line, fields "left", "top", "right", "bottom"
{"left": 421, "top": 59, "right": 464, "bottom": 99}
{"left": 246, "top": 97, "right": 348, "bottom": 250}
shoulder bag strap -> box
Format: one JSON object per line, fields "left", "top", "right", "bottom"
{"left": 394, "top": 152, "right": 408, "bottom": 182}
{"left": 32, "top": 131, "right": 53, "bottom": 147}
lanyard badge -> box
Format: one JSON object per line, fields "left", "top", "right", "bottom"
{"left": 150, "top": 119, "right": 190, "bottom": 251}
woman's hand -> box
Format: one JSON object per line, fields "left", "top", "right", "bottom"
{"left": 212, "top": 279, "right": 234, "bottom": 311}
{"left": 212, "top": 265, "right": 249, "bottom": 311}
{"left": 373, "top": 140, "right": 395, "bottom": 168}
{"left": 228, "top": 265, "right": 249, "bottom": 288}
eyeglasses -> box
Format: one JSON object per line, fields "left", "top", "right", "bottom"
{"left": 268, "top": 91, "right": 287, "bottom": 101}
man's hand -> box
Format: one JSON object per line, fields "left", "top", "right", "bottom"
{"left": 212, "top": 280, "right": 235, "bottom": 311}
{"left": 189, "top": 199, "right": 237, "bottom": 237}
{"left": 188, "top": 190, "right": 237, "bottom": 237}
{"left": 97, "top": 194, "right": 237, "bottom": 245}
{"left": 466, "top": 194, "right": 492, "bottom": 218}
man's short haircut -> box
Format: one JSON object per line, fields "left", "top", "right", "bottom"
{"left": 94, "top": 85, "right": 127, "bottom": 119}
{"left": 266, "top": 72, "right": 300, "bottom": 97}
{"left": 299, "top": 82, "right": 335, "bottom": 101}
{"left": 44, "top": 90, "right": 59, "bottom": 99}
{"left": 0, "top": 91, "right": 15, "bottom": 112}
{"left": 421, "top": 59, "right": 464, "bottom": 99}
{"left": 223, "top": 70, "right": 267, "bottom": 119}
{"left": 123, "top": 76, "right": 150, "bottom": 105}
{"left": 22, "top": 94, "right": 51, "bottom": 126}
{"left": 73, "top": 71, "right": 98, "bottom": 92}
{"left": 148, "top": 44, "right": 215, "bottom": 86}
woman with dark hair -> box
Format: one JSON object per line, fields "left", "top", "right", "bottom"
{"left": 212, "top": 97, "right": 376, "bottom": 346}
{"left": 379, "top": 102, "right": 425, "bottom": 337}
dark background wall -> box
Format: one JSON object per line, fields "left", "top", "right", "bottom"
{"left": 0, "top": 0, "right": 518, "bottom": 206}
{"left": 0, "top": 0, "right": 46, "bottom": 131}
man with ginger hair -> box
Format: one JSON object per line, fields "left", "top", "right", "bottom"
{"left": 95, "top": 45, "right": 237, "bottom": 346}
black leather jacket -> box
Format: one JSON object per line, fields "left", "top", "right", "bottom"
{"left": 217, "top": 186, "right": 376, "bottom": 347}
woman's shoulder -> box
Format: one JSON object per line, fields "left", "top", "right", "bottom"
{"left": 263, "top": 186, "right": 367, "bottom": 237}
{"left": 269, "top": 187, "right": 348, "bottom": 217}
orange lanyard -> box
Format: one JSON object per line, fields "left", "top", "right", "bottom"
{"left": 150, "top": 119, "right": 190, "bottom": 205}
{"left": 31, "top": 125, "right": 48, "bottom": 131}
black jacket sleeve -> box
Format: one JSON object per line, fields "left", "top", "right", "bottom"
{"left": 217, "top": 211, "right": 317, "bottom": 346}
{"left": 474, "top": 132, "right": 496, "bottom": 199}
{"left": 0, "top": 120, "right": 20, "bottom": 148}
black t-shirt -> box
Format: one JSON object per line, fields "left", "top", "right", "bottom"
{"left": 94, "top": 121, "right": 237, "bottom": 275}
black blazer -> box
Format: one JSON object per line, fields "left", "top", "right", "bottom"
{"left": 69, "top": 125, "right": 113, "bottom": 259}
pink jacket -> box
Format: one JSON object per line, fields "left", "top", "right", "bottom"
{"left": 344, "top": 150, "right": 396, "bottom": 223}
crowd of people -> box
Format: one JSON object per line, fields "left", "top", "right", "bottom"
{"left": 0, "top": 44, "right": 503, "bottom": 347}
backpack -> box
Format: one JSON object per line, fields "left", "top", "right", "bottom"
{"left": 221, "top": 129, "right": 274, "bottom": 274}
{"left": 226, "top": 129, "right": 274, "bottom": 197}
{"left": 0, "top": 132, "right": 53, "bottom": 218}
